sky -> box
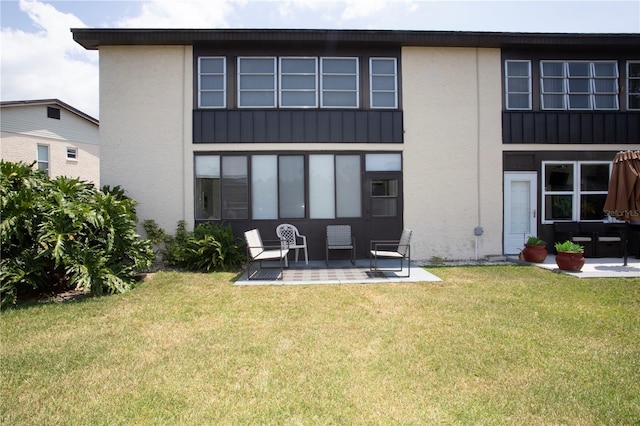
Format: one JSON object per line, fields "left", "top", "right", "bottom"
{"left": 1, "top": 0, "right": 639, "bottom": 119}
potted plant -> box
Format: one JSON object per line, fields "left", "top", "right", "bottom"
{"left": 521, "top": 236, "right": 547, "bottom": 263}
{"left": 554, "top": 240, "right": 585, "bottom": 271}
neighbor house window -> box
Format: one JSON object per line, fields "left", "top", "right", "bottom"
{"left": 37, "top": 144, "right": 49, "bottom": 175}
{"left": 627, "top": 61, "right": 640, "bottom": 110}
{"left": 542, "top": 161, "right": 611, "bottom": 223}
{"left": 238, "top": 57, "right": 277, "bottom": 108}
{"left": 321, "top": 57, "right": 359, "bottom": 108}
{"left": 66, "top": 147, "right": 78, "bottom": 160}
{"left": 370, "top": 58, "right": 398, "bottom": 109}
{"left": 540, "top": 61, "right": 619, "bottom": 110}
{"left": 280, "top": 57, "right": 318, "bottom": 108}
{"left": 504, "top": 60, "right": 531, "bottom": 110}
{"left": 47, "top": 107, "right": 60, "bottom": 119}
{"left": 198, "top": 57, "right": 226, "bottom": 108}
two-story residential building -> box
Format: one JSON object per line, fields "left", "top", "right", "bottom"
{"left": 0, "top": 99, "right": 100, "bottom": 185}
{"left": 71, "top": 29, "right": 639, "bottom": 262}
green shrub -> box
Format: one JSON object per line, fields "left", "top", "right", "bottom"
{"left": 157, "top": 221, "right": 245, "bottom": 272}
{"left": 0, "top": 161, "right": 154, "bottom": 307}
{"left": 554, "top": 240, "right": 584, "bottom": 253}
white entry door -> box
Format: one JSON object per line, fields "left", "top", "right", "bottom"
{"left": 504, "top": 172, "right": 538, "bottom": 255}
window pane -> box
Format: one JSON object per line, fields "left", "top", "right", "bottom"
{"left": 581, "top": 194, "right": 608, "bottom": 220}
{"left": 371, "top": 58, "right": 396, "bottom": 74}
{"left": 542, "top": 94, "right": 565, "bottom": 109}
{"left": 281, "top": 58, "right": 316, "bottom": 73}
{"left": 567, "top": 62, "right": 590, "bottom": 77}
{"left": 195, "top": 178, "right": 220, "bottom": 220}
{"left": 336, "top": 156, "right": 361, "bottom": 217}
{"left": 252, "top": 155, "right": 278, "bottom": 219}
{"left": 37, "top": 145, "right": 49, "bottom": 162}
{"left": 322, "top": 58, "right": 357, "bottom": 73}
{"left": 629, "top": 95, "right": 640, "bottom": 110}
{"left": 372, "top": 75, "right": 395, "bottom": 91}
{"left": 581, "top": 163, "right": 610, "bottom": 191}
{"left": 309, "top": 155, "right": 335, "bottom": 219}
{"left": 281, "top": 92, "right": 316, "bottom": 107}
{"left": 240, "top": 75, "right": 275, "bottom": 90}
{"left": 545, "top": 164, "right": 573, "bottom": 191}
{"left": 508, "top": 94, "right": 530, "bottom": 109}
{"left": 281, "top": 75, "right": 315, "bottom": 90}
{"left": 366, "top": 153, "right": 401, "bottom": 171}
{"left": 594, "top": 79, "right": 617, "bottom": 93}
{"left": 593, "top": 62, "right": 617, "bottom": 77}
{"left": 222, "top": 156, "right": 248, "bottom": 219}
{"left": 629, "top": 63, "right": 640, "bottom": 78}
{"left": 594, "top": 95, "right": 617, "bottom": 109}
{"left": 201, "top": 75, "right": 224, "bottom": 90}
{"left": 542, "top": 78, "right": 564, "bottom": 92}
{"left": 279, "top": 156, "right": 305, "bottom": 218}
{"left": 239, "top": 58, "right": 275, "bottom": 73}
{"left": 322, "top": 91, "right": 357, "bottom": 107}
{"left": 200, "top": 57, "right": 224, "bottom": 73}
{"left": 323, "top": 75, "right": 357, "bottom": 90}
{"left": 507, "top": 78, "right": 529, "bottom": 92}
{"left": 545, "top": 195, "right": 573, "bottom": 220}
{"left": 195, "top": 155, "right": 220, "bottom": 178}
{"left": 541, "top": 62, "right": 564, "bottom": 76}
{"left": 239, "top": 92, "right": 275, "bottom": 107}
{"left": 568, "top": 94, "right": 590, "bottom": 109}
{"left": 371, "top": 92, "right": 396, "bottom": 108}
{"left": 631, "top": 80, "right": 640, "bottom": 94}
{"left": 568, "top": 79, "right": 590, "bottom": 93}
{"left": 507, "top": 61, "right": 529, "bottom": 77}
{"left": 201, "top": 92, "right": 224, "bottom": 107}
{"left": 371, "top": 179, "right": 397, "bottom": 217}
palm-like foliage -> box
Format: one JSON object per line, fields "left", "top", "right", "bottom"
{"left": 1, "top": 161, "right": 153, "bottom": 307}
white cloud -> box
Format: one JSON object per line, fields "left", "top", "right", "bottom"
{"left": 1, "top": 0, "right": 99, "bottom": 117}
{"left": 115, "top": 0, "right": 243, "bottom": 28}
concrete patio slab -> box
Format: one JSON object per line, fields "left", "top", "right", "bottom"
{"left": 521, "top": 254, "right": 640, "bottom": 278}
{"left": 235, "top": 259, "right": 442, "bottom": 285}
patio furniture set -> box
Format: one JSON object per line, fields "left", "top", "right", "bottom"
{"left": 244, "top": 225, "right": 412, "bottom": 280}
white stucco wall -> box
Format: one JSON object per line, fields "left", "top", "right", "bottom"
{"left": 100, "top": 45, "right": 192, "bottom": 233}
{"left": 402, "top": 47, "right": 503, "bottom": 261}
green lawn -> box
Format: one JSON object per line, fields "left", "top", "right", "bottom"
{"left": 2, "top": 266, "right": 639, "bottom": 425}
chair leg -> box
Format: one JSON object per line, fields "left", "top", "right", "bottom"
{"left": 304, "top": 246, "right": 308, "bottom": 265}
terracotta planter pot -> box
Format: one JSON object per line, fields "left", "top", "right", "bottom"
{"left": 522, "top": 244, "right": 548, "bottom": 263}
{"left": 555, "top": 251, "right": 585, "bottom": 271}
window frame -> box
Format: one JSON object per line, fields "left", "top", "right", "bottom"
{"left": 541, "top": 161, "right": 612, "bottom": 224}
{"left": 198, "top": 56, "right": 226, "bottom": 109}
{"left": 320, "top": 57, "right": 359, "bottom": 109}
{"left": 504, "top": 60, "right": 532, "bottom": 110}
{"left": 279, "top": 57, "right": 318, "bottom": 108}
{"left": 66, "top": 147, "right": 78, "bottom": 161}
{"left": 627, "top": 60, "right": 640, "bottom": 111}
{"left": 237, "top": 56, "right": 277, "bottom": 108}
{"left": 540, "top": 60, "right": 619, "bottom": 111}
{"left": 369, "top": 57, "right": 398, "bottom": 109}
{"left": 37, "top": 144, "right": 49, "bottom": 175}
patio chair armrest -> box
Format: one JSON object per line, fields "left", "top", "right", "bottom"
{"left": 370, "top": 239, "right": 400, "bottom": 250}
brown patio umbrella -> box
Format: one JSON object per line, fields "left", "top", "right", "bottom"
{"left": 603, "top": 150, "right": 640, "bottom": 266}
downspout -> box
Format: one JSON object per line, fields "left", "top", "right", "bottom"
{"left": 475, "top": 48, "right": 482, "bottom": 260}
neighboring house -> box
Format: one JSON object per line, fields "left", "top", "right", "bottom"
{"left": 0, "top": 99, "right": 100, "bottom": 186}
{"left": 71, "top": 29, "right": 639, "bottom": 262}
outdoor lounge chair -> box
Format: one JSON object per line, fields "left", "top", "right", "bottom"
{"left": 244, "top": 229, "right": 289, "bottom": 280}
{"left": 276, "top": 223, "right": 308, "bottom": 264}
{"left": 326, "top": 225, "right": 356, "bottom": 265}
{"left": 369, "top": 229, "right": 412, "bottom": 277}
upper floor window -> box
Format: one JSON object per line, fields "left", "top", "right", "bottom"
{"left": 370, "top": 58, "right": 398, "bottom": 109}
{"left": 66, "top": 147, "right": 78, "bottom": 160}
{"left": 628, "top": 61, "right": 640, "bottom": 110}
{"left": 47, "top": 106, "right": 60, "bottom": 119}
{"left": 540, "top": 61, "right": 619, "bottom": 110}
{"left": 505, "top": 60, "right": 531, "bottom": 110}
{"left": 280, "top": 57, "right": 318, "bottom": 108}
{"left": 238, "top": 57, "right": 277, "bottom": 108}
{"left": 198, "top": 57, "right": 226, "bottom": 108}
{"left": 321, "top": 57, "right": 359, "bottom": 108}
